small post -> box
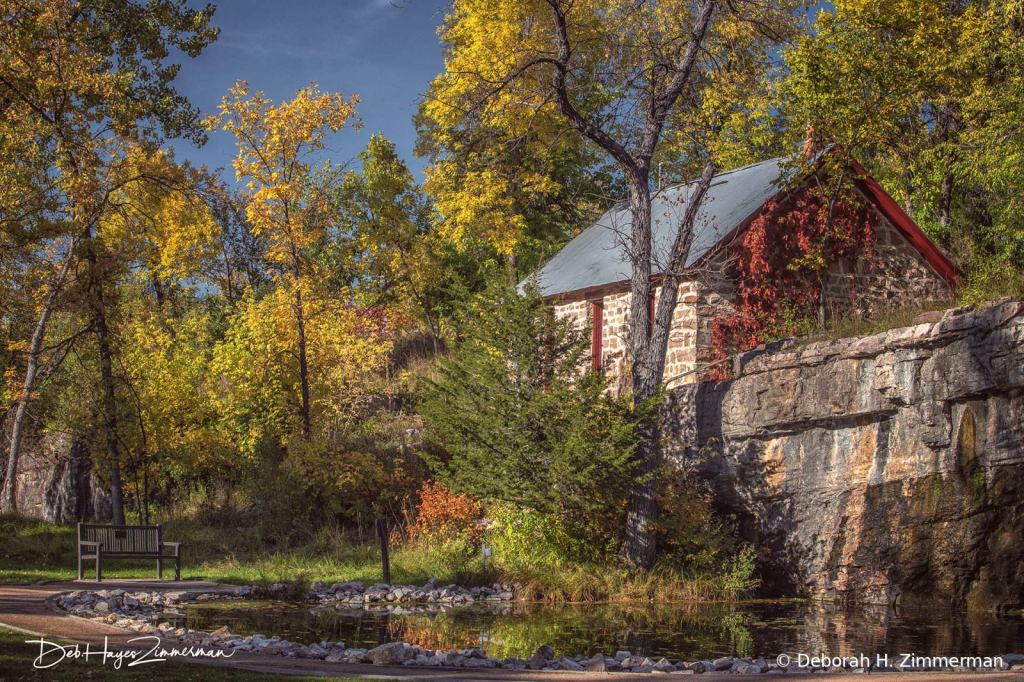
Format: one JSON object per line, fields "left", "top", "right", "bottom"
{"left": 482, "top": 544, "right": 492, "bottom": 570}
{"left": 375, "top": 517, "right": 391, "bottom": 585}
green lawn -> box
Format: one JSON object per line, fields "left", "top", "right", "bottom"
{"left": 0, "top": 513, "right": 471, "bottom": 587}
{"left": 0, "top": 627, "right": 377, "bottom": 681}
{"left": 0, "top": 513, "right": 757, "bottom": 602}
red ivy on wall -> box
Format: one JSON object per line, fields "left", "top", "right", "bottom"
{"left": 705, "top": 185, "right": 878, "bottom": 381}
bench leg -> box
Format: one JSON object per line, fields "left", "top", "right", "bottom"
{"left": 157, "top": 557, "right": 163, "bottom": 580}
{"left": 175, "top": 548, "right": 181, "bottom": 581}
{"left": 78, "top": 549, "right": 83, "bottom": 581}
{"left": 96, "top": 552, "right": 102, "bottom": 583}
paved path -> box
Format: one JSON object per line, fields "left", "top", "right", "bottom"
{"left": 1, "top": 581, "right": 1021, "bottom": 681}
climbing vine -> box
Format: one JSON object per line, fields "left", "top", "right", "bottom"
{"left": 706, "top": 184, "right": 878, "bottom": 380}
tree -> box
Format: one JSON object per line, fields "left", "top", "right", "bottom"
{"left": 206, "top": 81, "right": 361, "bottom": 438}
{"left": 783, "top": 0, "right": 1024, "bottom": 274}
{"left": 0, "top": 0, "right": 218, "bottom": 519}
{"left": 1, "top": 239, "right": 76, "bottom": 511}
{"left": 419, "top": 271, "right": 646, "bottom": 551}
{"left": 337, "top": 134, "right": 443, "bottom": 347}
{"left": 421, "top": 0, "right": 802, "bottom": 566}
{"left": 417, "top": 85, "right": 616, "bottom": 271}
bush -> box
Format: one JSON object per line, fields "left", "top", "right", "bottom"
{"left": 408, "top": 480, "right": 483, "bottom": 547}
{"left": 418, "top": 270, "right": 651, "bottom": 552}
{"left": 721, "top": 545, "right": 761, "bottom": 596}
{"left": 403, "top": 481, "right": 483, "bottom": 580}
{"left": 487, "top": 503, "right": 620, "bottom": 571}
{"left": 653, "top": 464, "right": 738, "bottom": 572}
{"left": 954, "top": 256, "right": 1024, "bottom": 307}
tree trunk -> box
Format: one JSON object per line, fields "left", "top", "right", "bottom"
{"left": 2, "top": 245, "right": 76, "bottom": 513}
{"left": 96, "top": 300, "right": 126, "bottom": 525}
{"left": 152, "top": 270, "right": 166, "bottom": 309}
{"left": 538, "top": 0, "right": 716, "bottom": 570}
{"left": 85, "top": 228, "right": 125, "bottom": 525}
{"left": 619, "top": 161, "right": 716, "bottom": 569}
{"left": 819, "top": 272, "right": 828, "bottom": 325}
{"left": 295, "top": 287, "right": 312, "bottom": 437}
{"left": 939, "top": 174, "right": 953, "bottom": 229}
{"left": 622, "top": 170, "right": 660, "bottom": 569}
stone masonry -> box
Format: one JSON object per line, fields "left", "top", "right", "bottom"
{"left": 663, "top": 299, "right": 1024, "bottom": 611}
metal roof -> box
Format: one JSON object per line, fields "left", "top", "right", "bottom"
{"left": 528, "top": 156, "right": 794, "bottom": 297}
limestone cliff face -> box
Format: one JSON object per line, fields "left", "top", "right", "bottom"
{"left": 664, "top": 299, "right": 1024, "bottom": 611}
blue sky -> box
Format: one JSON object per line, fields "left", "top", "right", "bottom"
{"left": 174, "top": 0, "right": 448, "bottom": 180}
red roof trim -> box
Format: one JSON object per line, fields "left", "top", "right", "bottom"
{"left": 848, "top": 159, "right": 959, "bottom": 285}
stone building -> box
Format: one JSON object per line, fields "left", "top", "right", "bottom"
{"left": 529, "top": 155, "right": 956, "bottom": 389}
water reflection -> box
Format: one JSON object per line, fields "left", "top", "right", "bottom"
{"left": 169, "top": 600, "right": 1023, "bottom": 661}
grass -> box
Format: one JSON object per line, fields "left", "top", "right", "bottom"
{"left": 0, "top": 512, "right": 478, "bottom": 586}
{"left": 0, "top": 514, "right": 757, "bottom": 603}
{"left": 797, "top": 297, "right": 956, "bottom": 346}
{"left": 0, "top": 627, "right": 377, "bottom": 681}
{"left": 792, "top": 287, "right": 1021, "bottom": 349}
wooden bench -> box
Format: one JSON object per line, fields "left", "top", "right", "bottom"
{"left": 77, "top": 523, "right": 181, "bottom": 582}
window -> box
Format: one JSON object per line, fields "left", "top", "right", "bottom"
{"left": 591, "top": 299, "right": 603, "bottom": 372}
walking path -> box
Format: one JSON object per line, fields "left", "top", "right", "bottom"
{"left": 1, "top": 581, "right": 1020, "bottom": 681}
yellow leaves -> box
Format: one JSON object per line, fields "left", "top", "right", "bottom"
{"left": 121, "top": 301, "right": 229, "bottom": 469}
{"left": 207, "top": 80, "right": 360, "bottom": 270}
{"left": 211, "top": 283, "right": 395, "bottom": 454}
{"left": 96, "top": 145, "right": 220, "bottom": 280}
{"left": 428, "top": 162, "right": 528, "bottom": 255}
{"left": 420, "top": 0, "right": 804, "bottom": 255}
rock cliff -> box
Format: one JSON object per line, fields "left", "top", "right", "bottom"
{"left": 664, "top": 298, "right": 1024, "bottom": 611}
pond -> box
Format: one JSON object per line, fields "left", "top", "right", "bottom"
{"left": 166, "top": 599, "right": 1024, "bottom": 662}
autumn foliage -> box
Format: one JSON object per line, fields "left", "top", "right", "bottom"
{"left": 408, "top": 481, "right": 483, "bottom": 547}
{"left": 707, "top": 185, "right": 878, "bottom": 379}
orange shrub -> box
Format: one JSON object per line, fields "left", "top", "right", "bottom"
{"left": 407, "top": 481, "right": 483, "bottom": 546}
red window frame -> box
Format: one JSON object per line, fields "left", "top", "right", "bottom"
{"left": 648, "top": 292, "right": 655, "bottom": 338}
{"left": 590, "top": 299, "right": 603, "bottom": 372}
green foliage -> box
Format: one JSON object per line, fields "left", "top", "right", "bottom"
{"left": 954, "top": 256, "right": 1024, "bottom": 307}
{"left": 721, "top": 545, "right": 761, "bottom": 596}
{"left": 782, "top": 0, "right": 1024, "bottom": 276}
{"left": 419, "top": 270, "right": 652, "bottom": 557}
{"left": 487, "top": 503, "right": 619, "bottom": 570}
{"left": 654, "top": 464, "right": 740, "bottom": 572}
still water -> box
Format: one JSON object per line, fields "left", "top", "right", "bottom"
{"left": 169, "top": 600, "right": 1024, "bottom": 661}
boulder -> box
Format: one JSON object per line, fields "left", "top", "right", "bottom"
{"left": 527, "top": 652, "right": 549, "bottom": 670}
{"left": 367, "top": 641, "right": 407, "bottom": 665}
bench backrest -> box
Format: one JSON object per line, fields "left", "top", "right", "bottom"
{"left": 79, "top": 524, "right": 162, "bottom": 554}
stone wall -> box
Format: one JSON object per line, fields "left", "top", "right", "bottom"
{"left": 821, "top": 194, "right": 952, "bottom": 317}
{"left": 552, "top": 269, "right": 734, "bottom": 393}
{"left": 663, "top": 299, "right": 1024, "bottom": 611}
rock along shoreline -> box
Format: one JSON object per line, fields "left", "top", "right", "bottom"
{"left": 54, "top": 585, "right": 1024, "bottom": 675}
